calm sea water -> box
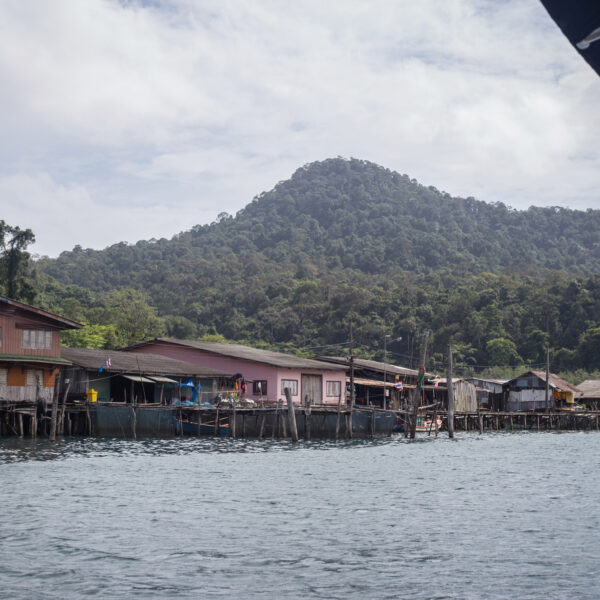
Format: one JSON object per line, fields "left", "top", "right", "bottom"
{"left": 1, "top": 432, "right": 599, "bottom": 599}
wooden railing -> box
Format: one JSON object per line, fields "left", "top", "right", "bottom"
{"left": 0, "top": 385, "right": 54, "bottom": 403}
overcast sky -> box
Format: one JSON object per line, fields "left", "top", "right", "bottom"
{"left": 0, "top": 0, "right": 598, "bottom": 257}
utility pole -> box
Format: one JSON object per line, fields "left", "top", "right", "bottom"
{"left": 447, "top": 343, "right": 454, "bottom": 439}
{"left": 409, "top": 331, "right": 429, "bottom": 439}
{"left": 545, "top": 345, "right": 550, "bottom": 411}
{"left": 383, "top": 334, "right": 390, "bottom": 409}
{"left": 349, "top": 320, "right": 355, "bottom": 408}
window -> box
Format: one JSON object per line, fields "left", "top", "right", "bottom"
{"left": 26, "top": 369, "right": 44, "bottom": 386}
{"left": 281, "top": 379, "right": 298, "bottom": 395}
{"left": 22, "top": 329, "right": 52, "bottom": 350}
{"left": 0, "top": 367, "right": 7, "bottom": 386}
{"left": 253, "top": 380, "right": 267, "bottom": 395}
{"left": 326, "top": 381, "right": 341, "bottom": 397}
{"left": 0, "top": 326, "right": 2, "bottom": 348}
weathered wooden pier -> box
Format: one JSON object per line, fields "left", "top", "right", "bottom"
{"left": 2, "top": 398, "right": 600, "bottom": 439}
{"left": 424, "top": 410, "right": 600, "bottom": 433}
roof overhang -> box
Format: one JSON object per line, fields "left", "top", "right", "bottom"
{"left": 0, "top": 354, "right": 72, "bottom": 366}
{"left": 122, "top": 374, "right": 155, "bottom": 383}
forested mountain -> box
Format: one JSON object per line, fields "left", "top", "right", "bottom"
{"left": 33, "top": 158, "right": 600, "bottom": 377}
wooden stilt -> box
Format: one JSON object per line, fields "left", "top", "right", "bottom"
{"left": 348, "top": 408, "right": 353, "bottom": 439}
{"left": 18, "top": 413, "right": 24, "bottom": 437}
{"left": 86, "top": 405, "right": 92, "bottom": 436}
{"left": 306, "top": 405, "right": 311, "bottom": 440}
{"left": 370, "top": 408, "right": 375, "bottom": 437}
{"left": 272, "top": 405, "right": 278, "bottom": 439}
{"left": 258, "top": 412, "right": 265, "bottom": 439}
{"left": 50, "top": 371, "right": 62, "bottom": 441}
{"left": 284, "top": 388, "right": 298, "bottom": 442}
{"left": 214, "top": 406, "right": 220, "bottom": 436}
{"left": 131, "top": 405, "right": 137, "bottom": 439}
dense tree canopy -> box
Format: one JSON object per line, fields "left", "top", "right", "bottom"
{"left": 0, "top": 221, "right": 36, "bottom": 303}
{"left": 21, "top": 158, "right": 600, "bottom": 379}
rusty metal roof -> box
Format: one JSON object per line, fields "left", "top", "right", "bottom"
{"left": 529, "top": 371, "right": 580, "bottom": 393}
{"left": 0, "top": 296, "right": 82, "bottom": 329}
{"left": 127, "top": 339, "right": 344, "bottom": 370}
{"left": 576, "top": 380, "right": 600, "bottom": 398}
{"left": 61, "top": 347, "right": 231, "bottom": 378}
{"left": 317, "top": 356, "right": 423, "bottom": 377}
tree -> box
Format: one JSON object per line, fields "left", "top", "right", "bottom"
{"left": 486, "top": 337, "right": 522, "bottom": 367}
{"left": 101, "top": 288, "right": 165, "bottom": 347}
{"left": 0, "top": 221, "right": 36, "bottom": 302}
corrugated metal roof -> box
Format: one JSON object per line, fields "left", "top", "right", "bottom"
{"left": 61, "top": 347, "right": 231, "bottom": 378}
{"left": 318, "top": 356, "right": 422, "bottom": 377}
{"left": 0, "top": 296, "right": 82, "bottom": 330}
{"left": 122, "top": 374, "right": 155, "bottom": 383}
{"left": 0, "top": 353, "right": 72, "bottom": 366}
{"left": 351, "top": 377, "right": 409, "bottom": 388}
{"left": 529, "top": 371, "right": 580, "bottom": 393}
{"left": 129, "top": 339, "right": 344, "bottom": 370}
{"left": 577, "top": 380, "right": 600, "bottom": 397}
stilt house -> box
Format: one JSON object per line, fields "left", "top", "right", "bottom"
{"left": 124, "top": 338, "right": 347, "bottom": 406}
{"left": 0, "top": 296, "right": 81, "bottom": 404}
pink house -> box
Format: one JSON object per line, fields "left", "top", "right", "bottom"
{"left": 125, "top": 338, "right": 347, "bottom": 406}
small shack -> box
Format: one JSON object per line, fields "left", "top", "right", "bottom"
{"left": 575, "top": 380, "right": 600, "bottom": 410}
{"left": 466, "top": 377, "right": 507, "bottom": 411}
{"left": 504, "top": 371, "right": 580, "bottom": 411}
{"left": 430, "top": 378, "right": 478, "bottom": 412}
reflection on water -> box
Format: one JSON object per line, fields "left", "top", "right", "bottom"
{"left": 1, "top": 432, "right": 600, "bottom": 599}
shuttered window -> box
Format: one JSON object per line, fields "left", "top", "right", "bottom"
{"left": 26, "top": 369, "right": 44, "bottom": 386}
{"left": 326, "top": 381, "right": 341, "bottom": 397}
{"left": 0, "top": 368, "right": 7, "bottom": 385}
{"left": 22, "top": 329, "right": 52, "bottom": 350}
{"left": 281, "top": 379, "right": 298, "bottom": 395}
{"left": 253, "top": 380, "right": 267, "bottom": 395}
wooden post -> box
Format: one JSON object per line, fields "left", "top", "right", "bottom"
{"left": 258, "top": 411, "right": 266, "bottom": 439}
{"left": 348, "top": 407, "right": 353, "bottom": 439}
{"left": 272, "top": 404, "right": 278, "bottom": 439}
{"left": 50, "top": 370, "right": 62, "bottom": 442}
{"left": 446, "top": 344, "right": 454, "bottom": 439}
{"left": 231, "top": 404, "right": 237, "bottom": 439}
{"left": 86, "top": 404, "right": 92, "bottom": 436}
{"left": 131, "top": 405, "right": 137, "bottom": 439}
{"left": 284, "top": 388, "right": 299, "bottom": 442}
{"left": 306, "top": 405, "right": 312, "bottom": 440}
{"left": 370, "top": 407, "right": 376, "bottom": 437}
{"left": 59, "top": 381, "right": 71, "bottom": 435}
{"left": 214, "top": 405, "right": 220, "bottom": 436}
{"left": 349, "top": 320, "right": 355, "bottom": 408}
{"left": 335, "top": 394, "right": 342, "bottom": 440}
{"left": 545, "top": 346, "right": 550, "bottom": 411}
{"left": 409, "top": 331, "right": 429, "bottom": 439}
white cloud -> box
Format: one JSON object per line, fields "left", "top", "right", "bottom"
{"left": 0, "top": 0, "right": 598, "bottom": 256}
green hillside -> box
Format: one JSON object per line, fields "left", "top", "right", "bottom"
{"left": 33, "top": 158, "right": 600, "bottom": 376}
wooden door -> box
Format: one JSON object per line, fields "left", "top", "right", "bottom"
{"left": 301, "top": 374, "right": 322, "bottom": 406}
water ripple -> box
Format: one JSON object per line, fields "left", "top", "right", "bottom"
{"left": 1, "top": 432, "right": 600, "bottom": 598}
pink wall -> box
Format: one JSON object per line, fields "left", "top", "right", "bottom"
{"left": 129, "top": 343, "right": 346, "bottom": 405}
